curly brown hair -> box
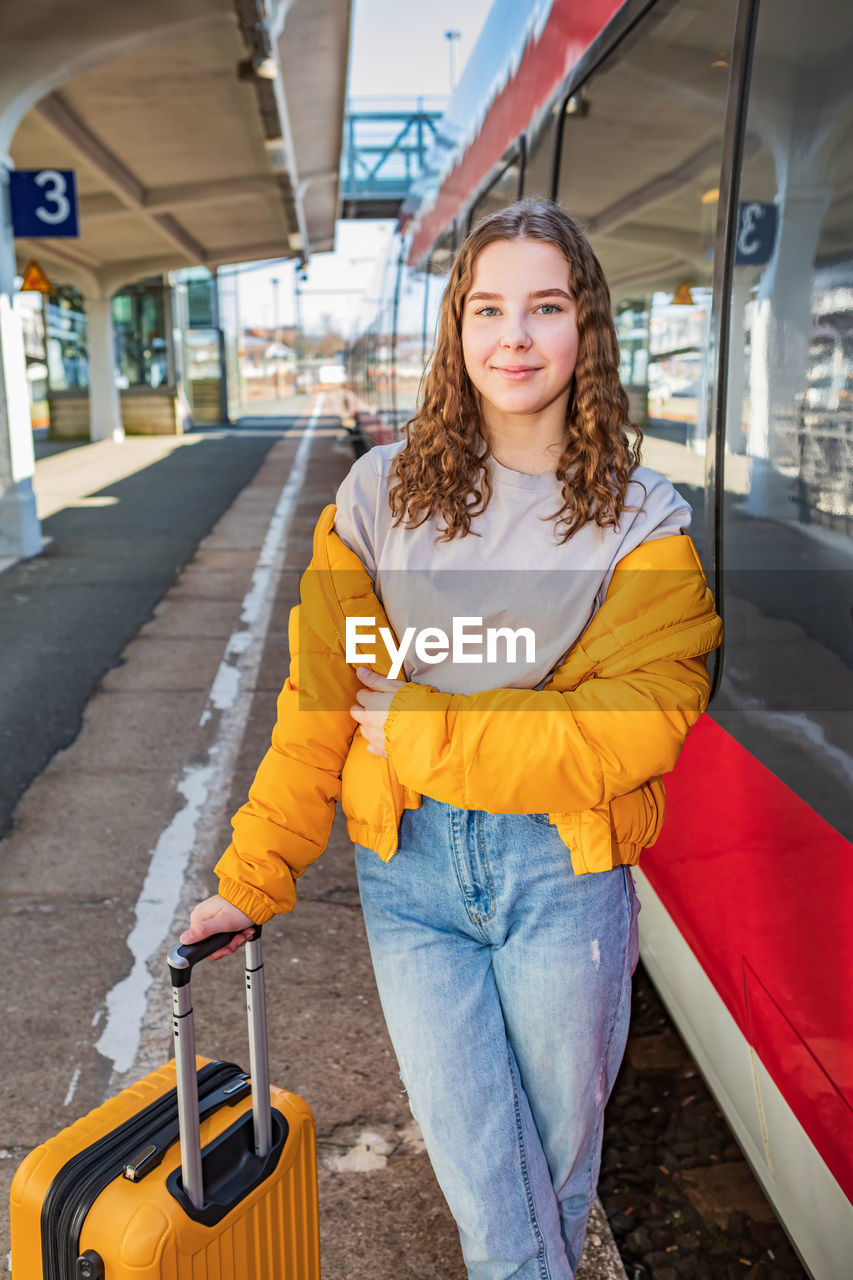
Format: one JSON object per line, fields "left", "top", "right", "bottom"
{"left": 387, "top": 198, "right": 643, "bottom": 543}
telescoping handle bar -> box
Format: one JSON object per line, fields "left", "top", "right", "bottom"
{"left": 167, "top": 927, "right": 272, "bottom": 1211}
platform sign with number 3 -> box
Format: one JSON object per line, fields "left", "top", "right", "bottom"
{"left": 9, "top": 169, "right": 79, "bottom": 238}
{"left": 734, "top": 200, "right": 777, "bottom": 267}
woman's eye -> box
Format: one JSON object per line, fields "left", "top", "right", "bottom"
{"left": 472, "top": 303, "right": 564, "bottom": 317}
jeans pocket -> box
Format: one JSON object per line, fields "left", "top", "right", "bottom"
{"left": 528, "top": 812, "right": 552, "bottom": 825}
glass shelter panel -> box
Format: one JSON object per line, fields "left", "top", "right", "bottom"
{"left": 216, "top": 267, "right": 245, "bottom": 422}
{"left": 185, "top": 329, "right": 224, "bottom": 425}
{"left": 112, "top": 280, "right": 169, "bottom": 389}
{"left": 714, "top": 0, "right": 853, "bottom": 841}
{"left": 45, "top": 287, "right": 88, "bottom": 391}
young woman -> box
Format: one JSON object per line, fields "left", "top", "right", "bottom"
{"left": 183, "top": 199, "right": 722, "bottom": 1280}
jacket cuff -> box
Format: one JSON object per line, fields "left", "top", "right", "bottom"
{"left": 216, "top": 874, "right": 286, "bottom": 925}
{"left": 384, "top": 680, "right": 440, "bottom": 756}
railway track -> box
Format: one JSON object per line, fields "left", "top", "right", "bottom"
{"left": 600, "top": 965, "right": 807, "bottom": 1280}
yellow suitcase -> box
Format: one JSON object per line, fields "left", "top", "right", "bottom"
{"left": 10, "top": 929, "right": 321, "bottom": 1279}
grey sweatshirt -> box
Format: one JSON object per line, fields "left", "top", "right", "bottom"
{"left": 334, "top": 441, "right": 691, "bottom": 695}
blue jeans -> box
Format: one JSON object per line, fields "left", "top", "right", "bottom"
{"left": 354, "top": 797, "right": 638, "bottom": 1280}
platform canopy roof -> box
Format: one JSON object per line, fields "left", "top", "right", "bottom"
{"left": 2, "top": 0, "right": 352, "bottom": 295}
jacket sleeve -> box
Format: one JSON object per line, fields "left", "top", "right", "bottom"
{"left": 383, "top": 654, "right": 712, "bottom": 815}
{"left": 383, "top": 541, "right": 723, "bottom": 815}
{"left": 215, "top": 588, "right": 360, "bottom": 923}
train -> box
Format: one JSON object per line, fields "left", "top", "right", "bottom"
{"left": 344, "top": 1, "right": 853, "bottom": 1277}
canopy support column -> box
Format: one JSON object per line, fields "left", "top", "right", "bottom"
{"left": 0, "top": 160, "right": 42, "bottom": 563}
{"left": 85, "top": 291, "right": 124, "bottom": 443}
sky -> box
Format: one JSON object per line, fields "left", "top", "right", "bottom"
{"left": 347, "top": 0, "right": 492, "bottom": 100}
{"left": 237, "top": 0, "right": 495, "bottom": 340}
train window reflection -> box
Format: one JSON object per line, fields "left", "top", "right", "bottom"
{"left": 395, "top": 255, "right": 439, "bottom": 418}
{"left": 347, "top": 234, "right": 448, "bottom": 427}
{"left": 646, "top": 285, "right": 712, "bottom": 454}
{"left": 715, "top": 0, "right": 853, "bottom": 840}
{"left": 523, "top": 109, "right": 556, "bottom": 203}
{"left": 553, "top": 0, "right": 738, "bottom": 556}
{"left": 467, "top": 151, "right": 524, "bottom": 232}
{"left": 430, "top": 226, "right": 456, "bottom": 276}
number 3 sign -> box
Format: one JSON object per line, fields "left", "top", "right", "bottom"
{"left": 9, "top": 169, "right": 79, "bottom": 238}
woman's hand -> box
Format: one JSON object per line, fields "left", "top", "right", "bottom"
{"left": 181, "top": 895, "right": 256, "bottom": 961}
{"left": 350, "top": 666, "right": 406, "bottom": 758}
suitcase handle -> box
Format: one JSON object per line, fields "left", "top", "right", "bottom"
{"left": 168, "top": 926, "right": 261, "bottom": 984}
{"left": 167, "top": 930, "right": 272, "bottom": 1210}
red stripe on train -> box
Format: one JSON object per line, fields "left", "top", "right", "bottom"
{"left": 642, "top": 713, "right": 853, "bottom": 1200}
{"left": 410, "top": 0, "right": 624, "bottom": 265}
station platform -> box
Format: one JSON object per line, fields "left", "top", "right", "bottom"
{"left": 0, "top": 395, "right": 627, "bottom": 1279}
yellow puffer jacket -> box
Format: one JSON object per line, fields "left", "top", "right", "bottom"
{"left": 216, "top": 504, "right": 723, "bottom": 924}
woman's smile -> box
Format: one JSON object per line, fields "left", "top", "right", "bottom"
{"left": 492, "top": 364, "right": 544, "bottom": 380}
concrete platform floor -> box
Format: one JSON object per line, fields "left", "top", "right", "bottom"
{"left": 0, "top": 397, "right": 626, "bottom": 1278}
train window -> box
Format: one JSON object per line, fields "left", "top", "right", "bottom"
{"left": 420, "top": 263, "right": 446, "bottom": 368}
{"left": 370, "top": 248, "right": 398, "bottom": 415}
{"left": 614, "top": 297, "right": 652, "bottom": 425}
{"left": 430, "top": 226, "right": 457, "bottom": 276}
{"left": 467, "top": 149, "right": 525, "bottom": 233}
{"left": 554, "top": 0, "right": 739, "bottom": 557}
{"left": 394, "top": 242, "right": 439, "bottom": 419}
{"left": 714, "top": 0, "right": 853, "bottom": 840}
{"left": 523, "top": 108, "right": 557, "bottom": 203}
{"left": 348, "top": 234, "right": 449, "bottom": 426}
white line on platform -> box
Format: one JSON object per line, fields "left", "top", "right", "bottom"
{"left": 95, "top": 394, "right": 327, "bottom": 1076}
{"left": 63, "top": 1066, "right": 81, "bottom": 1107}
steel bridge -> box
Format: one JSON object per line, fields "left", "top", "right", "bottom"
{"left": 340, "top": 97, "right": 450, "bottom": 219}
